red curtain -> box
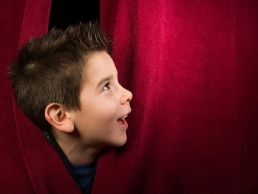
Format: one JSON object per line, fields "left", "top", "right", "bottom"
{"left": 94, "top": 0, "right": 258, "bottom": 193}
{"left": 0, "top": 0, "right": 81, "bottom": 193}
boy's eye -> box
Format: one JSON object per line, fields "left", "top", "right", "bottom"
{"left": 103, "top": 82, "right": 110, "bottom": 91}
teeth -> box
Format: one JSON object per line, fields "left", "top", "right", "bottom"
{"left": 118, "top": 115, "right": 127, "bottom": 121}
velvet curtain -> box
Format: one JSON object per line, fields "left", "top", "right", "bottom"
{"left": 1, "top": 0, "right": 258, "bottom": 193}
{"left": 95, "top": 0, "right": 258, "bottom": 193}
{"left": 0, "top": 0, "right": 81, "bottom": 193}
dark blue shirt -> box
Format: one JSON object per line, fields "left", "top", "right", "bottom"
{"left": 71, "top": 160, "right": 97, "bottom": 193}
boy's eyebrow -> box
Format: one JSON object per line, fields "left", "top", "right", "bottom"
{"left": 97, "top": 75, "right": 113, "bottom": 88}
{"left": 96, "top": 69, "right": 118, "bottom": 88}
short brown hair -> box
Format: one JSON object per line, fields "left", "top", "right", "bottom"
{"left": 8, "top": 20, "right": 112, "bottom": 131}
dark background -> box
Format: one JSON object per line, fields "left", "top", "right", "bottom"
{"left": 49, "top": 0, "right": 100, "bottom": 30}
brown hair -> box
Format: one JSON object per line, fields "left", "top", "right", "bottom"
{"left": 8, "top": 20, "right": 112, "bottom": 130}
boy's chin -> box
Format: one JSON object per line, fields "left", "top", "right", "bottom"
{"left": 111, "top": 137, "right": 127, "bottom": 147}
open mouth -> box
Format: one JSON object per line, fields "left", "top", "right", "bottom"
{"left": 117, "top": 115, "right": 128, "bottom": 127}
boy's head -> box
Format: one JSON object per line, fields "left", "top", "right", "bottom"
{"left": 8, "top": 21, "right": 113, "bottom": 131}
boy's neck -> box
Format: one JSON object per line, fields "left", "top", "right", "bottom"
{"left": 53, "top": 131, "right": 102, "bottom": 165}
{"left": 59, "top": 141, "right": 101, "bottom": 165}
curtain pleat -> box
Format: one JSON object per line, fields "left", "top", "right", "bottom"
{"left": 0, "top": 0, "right": 81, "bottom": 193}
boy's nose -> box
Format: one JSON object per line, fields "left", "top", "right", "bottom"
{"left": 120, "top": 87, "right": 133, "bottom": 105}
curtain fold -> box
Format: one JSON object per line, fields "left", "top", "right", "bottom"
{"left": 0, "top": 0, "right": 81, "bottom": 193}
{"left": 95, "top": 0, "right": 258, "bottom": 193}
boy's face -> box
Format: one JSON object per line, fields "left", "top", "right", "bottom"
{"left": 70, "top": 51, "right": 132, "bottom": 147}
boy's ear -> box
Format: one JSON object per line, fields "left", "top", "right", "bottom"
{"left": 45, "top": 103, "right": 74, "bottom": 133}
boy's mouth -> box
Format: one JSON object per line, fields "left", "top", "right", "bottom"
{"left": 117, "top": 115, "right": 128, "bottom": 127}
{"left": 117, "top": 115, "right": 127, "bottom": 122}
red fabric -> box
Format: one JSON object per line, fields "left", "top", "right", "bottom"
{"left": 94, "top": 0, "right": 258, "bottom": 193}
{"left": 0, "top": 0, "right": 81, "bottom": 193}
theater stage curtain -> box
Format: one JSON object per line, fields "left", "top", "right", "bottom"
{"left": 94, "top": 0, "right": 258, "bottom": 193}
{"left": 0, "top": 0, "right": 81, "bottom": 193}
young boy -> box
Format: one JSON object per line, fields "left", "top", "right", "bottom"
{"left": 8, "top": 20, "right": 132, "bottom": 193}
